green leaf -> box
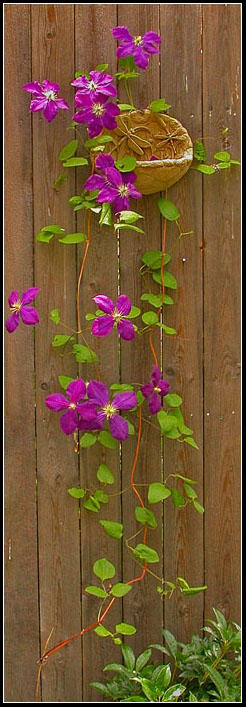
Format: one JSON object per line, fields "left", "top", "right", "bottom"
{"left": 52, "top": 334, "right": 71, "bottom": 347}
{"left": 97, "top": 464, "right": 115, "bottom": 485}
{"left": 148, "top": 482, "right": 171, "bottom": 504}
{"left": 50, "top": 308, "right": 60, "bottom": 324}
{"left": 157, "top": 323, "right": 176, "bottom": 335}
{"left": 110, "top": 583, "right": 132, "bottom": 597}
{"left": 135, "top": 506, "right": 157, "bottom": 528}
{"left": 121, "top": 644, "right": 135, "bottom": 670}
{"left": 229, "top": 159, "right": 241, "bottom": 165}
{"left": 116, "top": 71, "right": 140, "bottom": 81}
{"left": 36, "top": 231, "right": 55, "bottom": 243}
{"left": 94, "top": 63, "right": 109, "bottom": 71}
{"left": 94, "top": 490, "right": 109, "bottom": 504}
{"left": 114, "top": 223, "right": 144, "bottom": 234}
{"left": 141, "top": 292, "right": 173, "bottom": 307}
{"left": 135, "top": 649, "right": 152, "bottom": 673}
{"left": 99, "top": 202, "right": 112, "bottom": 226}
{"left": 133, "top": 543, "right": 159, "bottom": 564}
{"left": 99, "top": 520, "right": 123, "bottom": 539}
{"left": 142, "top": 311, "right": 159, "bottom": 326}
{"left": 127, "top": 420, "right": 135, "bottom": 435}
{"left": 184, "top": 483, "right": 197, "bottom": 499}
{"left": 138, "top": 679, "right": 158, "bottom": 701}
{"left": 103, "top": 662, "right": 130, "bottom": 674}
{"left": 110, "top": 383, "right": 134, "bottom": 392}
{"left": 114, "top": 637, "right": 122, "bottom": 645}
{"left": 164, "top": 427, "right": 181, "bottom": 439}
{"left": 172, "top": 473, "right": 197, "bottom": 485}
{"left": 193, "top": 139, "right": 207, "bottom": 162}
{"left": 169, "top": 408, "right": 193, "bottom": 435}
{"left": 85, "top": 312, "right": 96, "bottom": 321}
{"left": 182, "top": 584, "right": 207, "bottom": 595}
{"left": 59, "top": 139, "right": 78, "bottom": 162}
{"left": 165, "top": 393, "right": 182, "bottom": 407}
{"left": 42, "top": 224, "right": 65, "bottom": 234}
{"left": 115, "top": 156, "right": 137, "bottom": 172}
{"left": 203, "top": 664, "right": 227, "bottom": 696}
{"left": 183, "top": 436, "right": 199, "bottom": 450}
{"left": 72, "top": 343, "right": 98, "bottom": 363}
{"left": 195, "top": 164, "right": 216, "bottom": 174}
{"left": 126, "top": 306, "right": 141, "bottom": 319}
{"left": 115, "top": 622, "right": 136, "bottom": 636}
{"left": 217, "top": 162, "right": 230, "bottom": 169}
{"left": 58, "top": 375, "right": 73, "bottom": 390}
{"left": 63, "top": 157, "right": 88, "bottom": 167}
{"left": 83, "top": 496, "right": 100, "bottom": 512}
{"left": 98, "top": 430, "right": 117, "bottom": 449}
{"left": 85, "top": 585, "right": 108, "bottom": 598}
{"left": 142, "top": 250, "right": 171, "bottom": 270}
{"left": 53, "top": 174, "right": 68, "bottom": 191}
{"left": 193, "top": 500, "right": 204, "bottom": 514}
{"left": 152, "top": 270, "right": 177, "bottom": 289}
{"left": 214, "top": 150, "right": 230, "bottom": 162}
{"left": 94, "top": 625, "right": 113, "bottom": 637}
{"left": 163, "top": 629, "right": 177, "bottom": 658}
{"left": 119, "top": 210, "right": 143, "bottom": 224}
{"left": 171, "top": 488, "right": 186, "bottom": 508}
{"left": 158, "top": 197, "right": 180, "bottom": 221}
{"left": 68, "top": 196, "right": 83, "bottom": 207}
{"left": 80, "top": 433, "right": 97, "bottom": 448}
{"left": 157, "top": 410, "right": 178, "bottom": 434}
{"left": 93, "top": 558, "right": 116, "bottom": 582}
{"left": 59, "top": 232, "right": 87, "bottom": 244}
{"left": 150, "top": 98, "right": 172, "bottom": 113}
{"left": 85, "top": 135, "right": 113, "bottom": 149}
{"left": 68, "top": 487, "right": 86, "bottom": 499}
{"left": 162, "top": 684, "right": 186, "bottom": 700}
{"left": 118, "top": 103, "right": 135, "bottom": 111}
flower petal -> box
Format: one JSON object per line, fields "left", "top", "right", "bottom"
{"left": 102, "top": 113, "right": 118, "bottom": 131}
{"left": 149, "top": 392, "right": 161, "bottom": 414}
{"left": 95, "top": 153, "right": 115, "bottom": 171}
{"left": 87, "top": 380, "right": 109, "bottom": 406}
{"left": 23, "top": 81, "right": 43, "bottom": 95}
{"left": 141, "top": 382, "right": 153, "bottom": 399}
{"left": 96, "top": 185, "right": 118, "bottom": 203}
{"left": 92, "top": 315, "right": 114, "bottom": 337}
{"left": 30, "top": 98, "right": 47, "bottom": 113}
{"left": 21, "top": 287, "right": 39, "bottom": 305}
{"left": 76, "top": 402, "right": 98, "bottom": 420}
{"left": 84, "top": 174, "right": 106, "bottom": 191}
{"left": 8, "top": 290, "right": 19, "bottom": 307}
{"left": 45, "top": 394, "right": 69, "bottom": 411}
{"left": 133, "top": 46, "right": 149, "bottom": 69}
{"left": 20, "top": 306, "right": 39, "bottom": 325}
{"left": 117, "top": 45, "right": 135, "bottom": 59}
{"left": 55, "top": 98, "right": 70, "bottom": 110}
{"left": 116, "top": 294, "right": 131, "bottom": 316}
{"left": 109, "top": 414, "right": 129, "bottom": 441}
{"left": 112, "top": 26, "right": 133, "bottom": 42}
{"left": 128, "top": 184, "right": 142, "bottom": 199}
{"left": 42, "top": 79, "right": 60, "bottom": 93}
{"left": 117, "top": 319, "right": 135, "bottom": 341}
{"left": 87, "top": 117, "right": 103, "bottom": 138}
{"left": 66, "top": 378, "right": 86, "bottom": 402}
{"left": 43, "top": 101, "right": 58, "bottom": 122}
{"left": 113, "top": 391, "right": 138, "bottom": 410}
{"left": 60, "top": 409, "right": 78, "bottom": 435}
{"left": 159, "top": 380, "right": 170, "bottom": 397}
{"left": 143, "top": 31, "right": 161, "bottom": 45}
{"left": 93, "top": 295, "right": 115, "bottom": 314}
{"left": 78, "top": 414, "right": 103, "bottom": 431}
{"left": 151, "top": 365, "right": 161, "bottom": 386}
{"left": 105, "top": 166, "right": 123, "bottom": 187}
{"left": 5, "top": 312, "right": 19, "bottom": 333}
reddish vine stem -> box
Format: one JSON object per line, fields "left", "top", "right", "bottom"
{"left": 76, "top": 212, "right": 91, "bottom": 334}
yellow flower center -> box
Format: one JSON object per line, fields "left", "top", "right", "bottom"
{"left": 43, "top": 89, "right": 57, "bottom": 101}
{"left": 134, "top": 35, "right": 143, "bottom": 46}
{"left": 69, "top": 403, "right": 76, "bottom": 410}
{"left": 154, "top": 386, "right": 161, "bottom": 393}
{"left": 118, "top": 184, "right": 129, "bottom": 198}
{"left": 102, "top": 402, "right": 118, "bottom": 419}
{"left": 88, "top": 80, "right": 98, "bottom": 91}
{"left": 92, "top": 102, "right": 104, "bottom": 116}
{"left": 113, "top": 308, "right": 123, "bottom": 323}
{"left": 10, "top": 300, "right": 21, "bottom": 312}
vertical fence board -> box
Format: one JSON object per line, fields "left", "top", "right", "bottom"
{"left": 160, "top": 4, "right": 204, "bottom": 643}
{"left": 74, "top": 5, "right": 122, "bottom": 701}
{"left": 4, "top": 5, "right": 40, "bottom": 701}
{"left": 203, "top": 4, "right": 241, "bottom": 624}
{"left": 32, "top": 5, "right": 82, "bottom": 701}
{"left": 118, "top": 3, "right": 164, "bottom": 654}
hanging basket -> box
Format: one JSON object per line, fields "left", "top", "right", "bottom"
{"left": 102, "top": 109, "right": 193, "bottom": 195}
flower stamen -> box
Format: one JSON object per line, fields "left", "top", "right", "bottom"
{"left": 92, "top": 102, "right": 105, "bottom": 117}
{"left": 43, "top": 89, "right": 57, "bottom": 101}
{"left": 118, "top": 184, "right": 130, "bottom": 198}
{"left": 134, "top": 35, "right": 143, "bottom": 46}
{"left": 102, "top": 402, "right": 118, "bottom": 419}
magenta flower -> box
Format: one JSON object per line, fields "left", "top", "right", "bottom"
{"left": 71, "top": 70, "right": 117, "bottom": 99}
{"left": 5, "top": 287, "right": 39, "bottom": 333}
{"left": 112, "top": 26, "right": 161, "bottom": 70}
{"left": 73, "top": 93, "right": 120, "bottom": 138}
{"left": 92, "top": 294, "right": 135, "bottom": 341}
{"left": 84, "top": 153, "right": 141, "bottom": 213}
{"left": 87, "top": 380, "right": 138, "bottom": 441}
{"left": 23, "top": 79, "right": 69, "bottom": 122}
{"left": 45, "top": 379, "right": 97, "bottom": 435}
{"left": 141, "top": 366, "right": 169, "bottom": 414}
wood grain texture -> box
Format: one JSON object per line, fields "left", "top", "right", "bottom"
{"left": 74, "top": 5, "right": 121, "bottom": 701}
{"left": 118, "top": 3, "right": 164, "bottom": 655}
{"left": 159, "top": 4, "right": 204, "bottom": 643}
{"left": 4, "top": 5, "right": 40, "bottom": 701}
{"left": 203, "top": 4, "right": 241, "bottom": 624}
{"left": 31, "top": 5, "right": 82, "bottom": 701}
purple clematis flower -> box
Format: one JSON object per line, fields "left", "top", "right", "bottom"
{"left": 5, "top": 287, "right": 40, "bottom": 333}
{"left": 71, "top": 70, "right": 117, "bottom": 99}
{"left": 23, "top": 79, "right": 69, "bottom": 122}
{"left": 73, "top": 93, "right": 120, "bottom": 138}
{"left": 92, "top": 294, "right": 135, "bottom": 341}
{"left": 87, "top": 380, "right": 138, "bottom": 441}
{"left": 141, "top": 365, "right": 169, "bottom": 414}
{"left": 84, "top": 153, "right": 141, "bottom": 213}
{"left": 45, "top": 379, "right": 97, "bottom": 435}
{"left": 112, "top": 26, "right": 161, "bottom": 70}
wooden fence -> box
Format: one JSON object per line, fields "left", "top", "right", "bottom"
{"left": 4, "top": 4, "right": 241, "bottom": 702}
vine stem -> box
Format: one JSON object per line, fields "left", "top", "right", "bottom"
{"left": 34, "top": 407, "right": 146, "bottom": 698}
{"left": 76, "top": 211, "right": 91, "bottom": 334}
